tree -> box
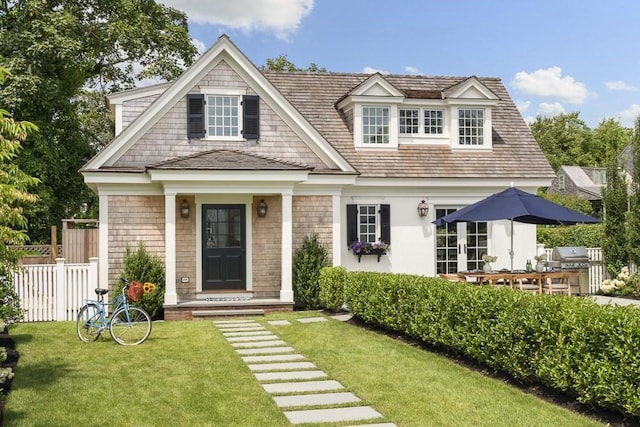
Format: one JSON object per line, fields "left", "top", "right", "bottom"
{"left": 539, "top": 192, "right": 594, "bottom": 216}
{"left": 261, "top": 54, "right": 326, "bottom": 72}
{"left": 0, "top": 0, "right": 198, "bottom": 242}
{"left": 601, "top": 161, "right": 629, "bottom": 277}
{"left": 529, "top": 112, "right": 594, "bottom": 172}
{"left": 591, "top": 118, "right": 632, "bottom": 167}
{"left": 627, "top": 116, "right": 640, "bottom": 265}
{"left": 0, "top": 67, "right": 38, "bottom": 324}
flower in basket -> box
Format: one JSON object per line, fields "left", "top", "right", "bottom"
{"left": 349, "top": 240, "right": 389, "bottom": 255}
{"left": 481, "top": 254, "right": 497, "bottom": 263}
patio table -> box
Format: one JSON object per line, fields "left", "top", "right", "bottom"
{"left": 458, "top": 270, "right": 582, "bottom": 295}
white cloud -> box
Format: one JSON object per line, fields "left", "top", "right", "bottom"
{"left": 160, "top": 0, "right": 313, "bottom": 41}
{"left": 192, "top": 38, "right": 207, "bottom": 55}
{"left": 617, "top": 104, "right": 640, "bottom": 127}
{"left": 515, "top": 100, "right": 531, "bottom": 114}
{"left": 363, "top": 66, "right": 389, "bottom": 75}
{"left": 606, "top": 80, "right": 638, "bottom": 92}
{"left": 511, "top": 66, "right": 590, "bottom": 104}
{"left": 538, "top": 102, "right": 566, "bottom": 117}
{"left": 405, "top": 66, "right": 421, "bottom": 75}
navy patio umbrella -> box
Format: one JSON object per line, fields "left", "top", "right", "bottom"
{"left": 433, "top": 187, "right": 600, "bottom": 270}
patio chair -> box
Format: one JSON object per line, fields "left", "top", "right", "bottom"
{"left": 438, "top": 273, "right": 467, "bottom": 282}
{"left": 542, "top": 272, "right": 575, "bottom": 295}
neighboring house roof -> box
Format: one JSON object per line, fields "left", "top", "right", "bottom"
{"left": 558, "top": 165, "right": 605, "bottom": 199}
{"left": 82, "top": 34, "right": 554, "bottom": 182}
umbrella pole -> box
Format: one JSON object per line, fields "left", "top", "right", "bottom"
{"left": 509, "top": 219, "right": 514, "bottom": 270}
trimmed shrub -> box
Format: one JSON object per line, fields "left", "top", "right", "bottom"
{"left": 324, "top": 270, "right": 640, "bottom": 418}
{"left": 114, "top": 242, "right": 165, "bottom": 320}
{"left": 319, "top": 266, "right": 347, "bottom": 311}
{"left": 536, "top": 223, "right": 603, "bottom": 248}
{"left": 292, "top": 234, "right": 328, "bottom": 309}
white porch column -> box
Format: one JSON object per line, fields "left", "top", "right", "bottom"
{"left": 280, "top": 192, "right": 294, "bottom": 302}
{"left": 332, "top": 194, "right": 341, "bottom": 266}
{"left": 164, "top": 193, "right": 178, "bottom": 305}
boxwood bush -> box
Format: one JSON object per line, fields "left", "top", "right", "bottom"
{"left": 321, "top": 267, "right": 640, "bottom": 418}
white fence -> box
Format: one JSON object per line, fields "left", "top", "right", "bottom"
{"left": 12, "top": 257, "right": 98, "bottom": 322}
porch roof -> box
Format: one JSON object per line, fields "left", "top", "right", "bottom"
{"left": 147, "top": 149, "right": 314, "bottom": 171}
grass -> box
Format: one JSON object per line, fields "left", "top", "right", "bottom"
{"left": 3, "top": 312, "right": 603, "bottom": 426}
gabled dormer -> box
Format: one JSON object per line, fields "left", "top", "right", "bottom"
{"left": 337, "top": 74, "right": 500, "bottom": 151}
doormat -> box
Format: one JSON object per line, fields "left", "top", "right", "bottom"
{"left": 205, "top": 296, "right": 252, "bottom": 302}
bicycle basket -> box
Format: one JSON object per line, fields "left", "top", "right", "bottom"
{"left": 127, "top": 281, "right": 144, "bottom": 302}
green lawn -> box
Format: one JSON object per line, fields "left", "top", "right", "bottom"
{"left": 4, "top": 313, "right": 602, "bottom": 426}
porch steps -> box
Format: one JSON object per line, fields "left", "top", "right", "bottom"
{"left": 191, "top": 308, "right": 265, "bottom": 318}
{"left": 214, "top": 319, "right": 397, "bottom": 426}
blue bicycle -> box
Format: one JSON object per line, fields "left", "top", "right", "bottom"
{"left": 76, "top": 280, "right": 152, "bottom": 345}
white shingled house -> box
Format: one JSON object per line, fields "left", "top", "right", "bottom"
{"left": 81, "top": 35, "right": 554, "bottom": 318}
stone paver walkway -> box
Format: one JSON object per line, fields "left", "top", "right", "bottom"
{"left": 214, "top": 318, "right": 396, "bottom": 426}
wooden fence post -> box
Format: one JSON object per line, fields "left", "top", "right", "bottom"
{"left": 55, "top": 258, "right": 66, "bottom": 321}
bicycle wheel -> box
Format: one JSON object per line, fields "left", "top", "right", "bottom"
{"left": 109, "top": 306, "right": 152, "bottom": 345}
{"left": 77, "top": 304, "right": 103, "bottom": 342}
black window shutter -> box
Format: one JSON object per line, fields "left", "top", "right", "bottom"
{"left": 346, "top": 204, "right": 358, "bottom": 245}
{"left": 380, "top": 204, "right": 391, "bottom": 245}
{"left": 242, "top": 95, "right": 260, "bottom": 139}
{"left": 187, "top": 94, "right": 205, "bottom": 138}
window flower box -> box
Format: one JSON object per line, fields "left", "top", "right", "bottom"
{"left": 349, "top": 241, "right": 389, "bottom": 262}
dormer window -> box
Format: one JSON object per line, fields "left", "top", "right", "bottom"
{"left": 363, "top": 106, "right": 390, "bottom": 144}
{"left": 458, "top": 108, "right": 484, "bottom": 145}
{"left": 207, "top": 95, "right": 239, "bottom": 137}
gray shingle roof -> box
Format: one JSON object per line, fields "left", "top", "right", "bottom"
{"left": 263, "top": 71, "right": 555, "bottom": 179}
{"left": 148, "top": 149, "right": 313, "bottom": 171}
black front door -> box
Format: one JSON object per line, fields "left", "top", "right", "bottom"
{"left": 202, "top": 204, "right": 246, "bottom": 290}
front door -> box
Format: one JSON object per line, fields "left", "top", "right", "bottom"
{"left": 436, "top": 208, "right": 488, "bottom": 274}
{"left": 202, "top": 204, "right": 246, "bottom": 291}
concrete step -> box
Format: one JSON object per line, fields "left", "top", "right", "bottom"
{"left": 226, "top": 334, "right": 279, "bottom": 342}
{"left": 283, "top": 406, "right": 383, "bottom": 425}
{"left": 263, "top": 380, "right": 344, "bottom": 394}
{"left": 255, "top": 370, "right": 327, "bottom": 382}
{"left": 230, "top": 340, "right": 287, "bottom": 348}
{"left": 236, "top": 346, "right": 294, "bottom": 355}
{"left": 248, "top": 361, "right": 316, "bottom": 371}
{"left": 273, "top": 392, "right": 361, "bottom": 408}
{"left": 193, "top": 308, "right": 265, "bottom": 317}
{"left": 242, "top": 354, "right": 305, "bottom": 363}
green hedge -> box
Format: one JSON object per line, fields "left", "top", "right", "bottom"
{"left": 322, "top": 268, "right": 640, "bottom": 417}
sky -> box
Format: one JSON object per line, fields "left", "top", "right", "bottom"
{"left": 159, "top": 0, "right": 640, "bottom": 128}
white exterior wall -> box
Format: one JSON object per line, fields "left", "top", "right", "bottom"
{"left": 340, "top": 190, "right": 539, "bottom": 276}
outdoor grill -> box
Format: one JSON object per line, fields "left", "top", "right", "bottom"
{"left": 550, "top": 246, "right": 591, "bottom": 295}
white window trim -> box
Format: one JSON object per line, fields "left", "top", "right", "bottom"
{"left": 398, "top": 105, "right": 450, "bottom": 145}
{"left": 200, "top": 87, "right": 247, "bottom": 141}
{"left": 451, "top": 106, "right": 493, "bottom": 150}
{"left": 354, "top": 104, "right": 398, "bottom": 149}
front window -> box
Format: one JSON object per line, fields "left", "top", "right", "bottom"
{"left": 458, "top": 108, "right": 484, "bottom": 145}
{"left": 424, "top": 109, "right": 444, "bottom": 134}
{"left": 362, "top": 106, "right": 389, "bottom": 144}
{"left": 358, "top": 204, "right": 378, "bottom": 243}
{"left": 207, "top": 95, "right": 239, "bottom": 137}
{"left": 399, "top": 109, "right": 419, "bottom": 134}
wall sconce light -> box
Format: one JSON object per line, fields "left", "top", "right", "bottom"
{"left": 257, "top": 199, "right": 268, "bottom": 218}
{"left": 180, "top": 199, "right": 190, "bottom": 218}
{"left": 417, "top": 199, "right": 429, "bottom": 217}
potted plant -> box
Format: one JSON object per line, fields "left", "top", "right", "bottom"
{"left": 482, "top": 254, "right": 497, "bottom": 273}
{"left": 534, "top": 253, "right": 547, "bottom": 272}
{"left": 349, "top": 240, "right": 389, "bottom": 262}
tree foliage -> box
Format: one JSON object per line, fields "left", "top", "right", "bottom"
{"left": 261, "top": 54, "right": 326, "bottom": 72}
{"left": 530, "top": 113, "right": 594, "bottom": 172}
{"left": 538, "top": 191, "right": 594, "bottom": 216}
{"left": 601, "top": 162, "right": 629, "bottom": 276}
{"left": 627, "top": 116, "right": 640, "bottom": 265}
{"left": 0, "top": 0, "right": 198, "bottom": 242}
{"left": 0, "top": 66, "right": 38, "bottom": 324}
